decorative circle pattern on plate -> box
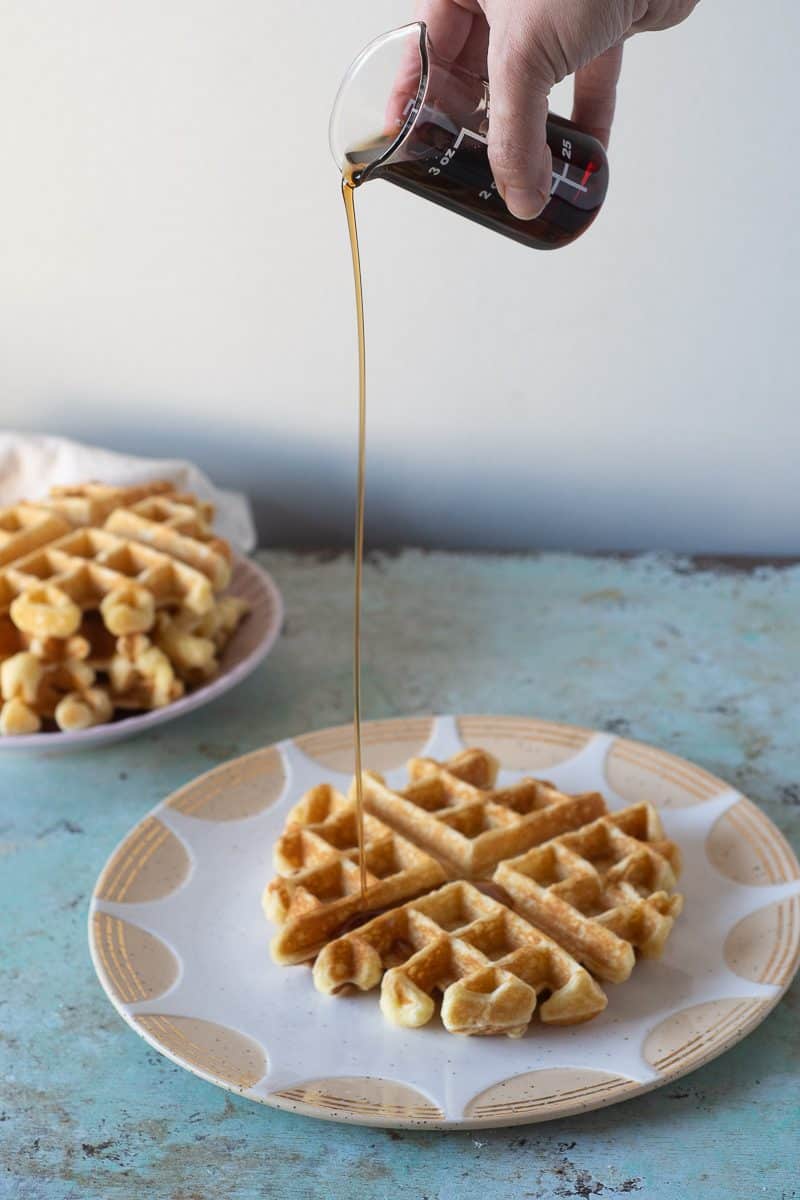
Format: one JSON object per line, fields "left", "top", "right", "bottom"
{"left": 89, "top": 715, "right": 800, "bottom": 1129}
{"left": 1, "top": 555, "right": 283, "bottom": 752}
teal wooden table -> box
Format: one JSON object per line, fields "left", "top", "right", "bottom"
{"left": 2, "top": 550, "right": 799, "bottom": 1200}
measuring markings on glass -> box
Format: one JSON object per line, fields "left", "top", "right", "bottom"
{"left": 550, "top": 159, "right": 589, "bottom": 197}
{"left": 454, "top": 126, "right": 488, "bottom": 150}
{"left": 430, "top": 125, "right": 594, "bottom": 207}
{"left": 400, "top": 95, "right": 423, "bottom": 127}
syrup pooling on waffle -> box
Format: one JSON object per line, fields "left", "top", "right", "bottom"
{"left": 495, "top": 804, "right": 683, "bottom": 983}
{"left": 264, "top": 749, "right": 685, "bottom": 1036}
{"left": 357, "top": 748, "right": 607, "bottom": 876}
{"left": 0, "top": 480, "right": 249, "bottom": 734}
{"left": 314, "top": 880, "right": 608, "bottom": 1035}
{"left": 264, "top": 783, "right": 447, "bottom": 965}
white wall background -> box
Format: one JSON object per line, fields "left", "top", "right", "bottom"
{"left": 0, "top": 1, "right": 797, "bottom": 551}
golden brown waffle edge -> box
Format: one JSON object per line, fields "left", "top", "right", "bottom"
{"left": 264, "top": 750, "right": 685, "bottom": 1037}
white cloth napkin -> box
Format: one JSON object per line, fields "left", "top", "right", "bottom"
{"left": 0, "top": 433, "right": 257, "bottom": 553}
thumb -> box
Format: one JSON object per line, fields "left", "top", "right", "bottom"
{"left": 486, "top": 21, "right": 554, "bottom": 220}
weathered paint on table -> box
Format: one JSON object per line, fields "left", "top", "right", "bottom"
{"left": 2, "top": 550, "right": 799, "bottom": 1200}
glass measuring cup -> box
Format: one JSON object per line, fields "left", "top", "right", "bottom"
{"left": 330, "top": 21, "right": 609, "bottom": 250}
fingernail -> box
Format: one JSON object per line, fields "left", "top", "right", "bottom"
{"left": 504, "top": 186, "right": 546, "bottom": 221}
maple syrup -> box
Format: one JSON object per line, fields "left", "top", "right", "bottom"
{"left": 342, "top": 173, "right": 368, "bottom": 901}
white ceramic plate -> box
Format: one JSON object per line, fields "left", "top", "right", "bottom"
{"left": 1, "top": 555, "right": 283, "bottom": 753}
{"left": 89, "top": 715, "right": 800, "bottom": 1129}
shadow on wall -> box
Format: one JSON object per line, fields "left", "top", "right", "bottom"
{"left": 12, "top": 410, "right": 750, "bottom": 554}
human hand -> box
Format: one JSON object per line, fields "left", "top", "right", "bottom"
{"left": 414, "top": 0, "right": 700, "bottom": 219}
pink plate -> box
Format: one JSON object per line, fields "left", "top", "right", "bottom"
{"left": 0, "top": 555, "right": 283, "bottom": 754}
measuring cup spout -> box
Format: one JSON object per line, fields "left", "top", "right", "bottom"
{"left": 329, "top": 22, "right": 429, "bottom": 182}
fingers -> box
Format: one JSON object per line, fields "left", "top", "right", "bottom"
{"left": 453, "top": 9, "right": 490, "bottom": 77}
{"left": 630, "top": 0, "right": 700, "bottom": 34}
{"left": 415, "top": 0, "right": 480, "bottom": 61}
{"left": 387, "top": 0, "right": 480, "bottom": 129}
{"left": 486, "top": 19, "right": 554, "bottom": 219}
{"left": 386, "top": 38, "right": 430, "bottom": 131}
{"left": 571, "top": 43, "right": 624, "bottom": 148}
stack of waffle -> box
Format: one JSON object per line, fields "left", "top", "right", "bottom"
{"left": 0, "top": 481, "right": 248, "bottom": 735}
{"left": 263, "top": 749, "right": 683, "bottom": 1037}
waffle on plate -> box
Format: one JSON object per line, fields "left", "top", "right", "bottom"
{"left": 0, "top": 481, "right": 249, "bottom": 735}
{"left": 264, "top": 749, "right": 684, "bottom": 1037}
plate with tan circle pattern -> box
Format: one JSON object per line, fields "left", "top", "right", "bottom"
{"left": 89, "top": 715, "right": 800, "bottom": 1129}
